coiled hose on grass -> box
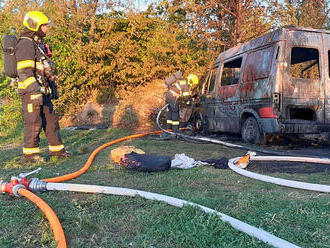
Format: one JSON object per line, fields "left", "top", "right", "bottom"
{"left": 228, "top": 156, "right": 330, "bottom": 193}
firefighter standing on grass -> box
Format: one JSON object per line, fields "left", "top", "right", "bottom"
{"left": 165, "top": 72, "right": 199, "bottom": 133}
{"left": 16, "top": 11, "right": 71, "bottom": 163}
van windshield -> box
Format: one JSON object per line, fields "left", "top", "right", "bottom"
{"left": 290, "top": 47, "right": 320, "bottom": 79}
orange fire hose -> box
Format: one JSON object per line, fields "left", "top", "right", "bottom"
{"left": 43, "top": 130, "right": 163, "bottom": 183}
{"left": 18, "top": 188, "right": 67, "bottom": 248}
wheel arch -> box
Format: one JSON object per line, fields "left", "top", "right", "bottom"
{"left": 240, "top": 109, "right": 261, "bottom": 130}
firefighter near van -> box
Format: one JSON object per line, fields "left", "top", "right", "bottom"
{"left": 2, "top": 11, "right": 71, "bottom": 163}
{"left": 164, "top": 72, "right": 199, "bottom": 134}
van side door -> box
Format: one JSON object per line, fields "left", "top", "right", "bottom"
{"left": 239, "top": 45, "right": 276, "bottom": 134}
{"left": 216, "top": 57, "right": 243, "bottom": 133}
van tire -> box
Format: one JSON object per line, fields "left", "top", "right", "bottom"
{"left": 241, "top": 117, "right": 262, "bottom": 144}
{"left": 192, "top": 112, "right": 208, "bottom": 134}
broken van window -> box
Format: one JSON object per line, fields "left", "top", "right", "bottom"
{"left": 220, "top": 57, "right": 242, "bottom": 86}
{"left": 290, "top": 47, "right": 320, "bottom": 79}
{"left": 208, "top": 66, "right": 218, "bottom": 92}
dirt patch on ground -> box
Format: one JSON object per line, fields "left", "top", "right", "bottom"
{"left": 247, "top": 160, "right": 330, "bottom": 174}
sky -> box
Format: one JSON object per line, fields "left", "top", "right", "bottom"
{"left": 134, "top": 0, "right": 161, "bottom": 11}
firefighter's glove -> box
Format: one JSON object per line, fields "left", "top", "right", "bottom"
{"left": 42, "top": 59, "right": 56, "bottom": 81}
{"left": 30, "top": 93, "right": 43, "bottom": 106}
{"left": 47, "top": 74, "right": 56, "bottom": 81}
{"left": 44, "top": 68, "right": 56, "bottom": 81}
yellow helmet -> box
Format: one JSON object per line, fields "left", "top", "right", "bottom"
{"left": 23, "top": 11, "right": 50, "bottom": 32}
{"left": 187, "top": 74, "right": 198, "bottom": 86}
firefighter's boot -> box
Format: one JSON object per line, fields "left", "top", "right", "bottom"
{"left": 24, "top": 154, "right": 46, "bottom": 163}
{"left": 50, "top": 149, "right": 72, "bottom": 158}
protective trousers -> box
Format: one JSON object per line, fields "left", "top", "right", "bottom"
{"left": 21, "top": 93, "right": 64, "bottom": 156}
{"left": 165, "top": 91, "right": 179, "bottom": 132}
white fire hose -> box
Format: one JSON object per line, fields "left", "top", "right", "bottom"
{"left": 45, "top": 182, "right": 301, "bottom": 248}
{"left": 228, "top": 153, "right": 330, "bottom": 193}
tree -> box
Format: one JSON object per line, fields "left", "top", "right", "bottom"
{"left": 1, "top": 0, "right": 211, "bottom": 116}
{"left": 267, "top": 0, "right": 330, "bottom": 29}
{"left": 175, "top": 0, "right": 273, "bottom": 52}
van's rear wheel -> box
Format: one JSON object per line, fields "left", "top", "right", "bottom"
{"left": 241, "top": 117, "right": 262, "bottom": 144}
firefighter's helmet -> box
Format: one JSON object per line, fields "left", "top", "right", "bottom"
{"left": 187, "top": 74, "right": 198, "bottom": 86}
{"left": 23, "top": 11, "right": 50, "bottom": 32}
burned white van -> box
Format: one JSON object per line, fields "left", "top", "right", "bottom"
{"left": 199, "top": 26, "right": 330, "bottom": 144}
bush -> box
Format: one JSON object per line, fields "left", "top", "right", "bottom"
{"left": 0, "top": 75, "right": 23, "bottom": 143}
{"left": 0, "top": 2, "right": 212, "bottom": 118}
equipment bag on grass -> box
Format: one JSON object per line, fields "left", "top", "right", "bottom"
{"left": 111, "top": 146, "right": 145, "bottom": 163}
{"left": 119, "top": 152, "right": 171, "bottom": 172}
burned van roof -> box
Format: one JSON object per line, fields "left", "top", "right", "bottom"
{"left": 215, "top": 26, "right": 330, "bottom": 64}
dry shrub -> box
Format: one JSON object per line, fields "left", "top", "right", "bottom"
{"left": 112, "top": 79, "right": 166, "bottom": 130}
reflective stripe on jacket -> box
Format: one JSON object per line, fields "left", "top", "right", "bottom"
{"left": 168, "top": 80, "right": 190, "bottom": 98}
{"left": 15, "top": 34, "right": 43, "bottom": 95}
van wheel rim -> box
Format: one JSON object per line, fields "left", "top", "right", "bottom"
{"left": 242, "top": 117, "right": 260, "bottom": 144}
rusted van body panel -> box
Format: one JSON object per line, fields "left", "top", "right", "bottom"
{"left": 200, "top": 26, "right": 330, "bottom": 142}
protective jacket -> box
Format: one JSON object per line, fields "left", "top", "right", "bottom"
{"left": 16, "top": 30, "right": 52, "bottom": 96}
{"left": 165, "top": 79, "right": 191, "bottom": 132}
{"left": 16, "top": 29, "right": 64, "bottom": 156}
{"left": 167, "top": 80, "right": 191, "bottom": 98}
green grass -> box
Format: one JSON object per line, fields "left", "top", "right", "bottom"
{"left": 0, "top": 128, "right": 329, "bottom": 248}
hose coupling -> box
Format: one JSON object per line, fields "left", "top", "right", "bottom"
{"left": 12, "top": 184, "right": 26, "bottom": 197}
{"left": 0, "top": 168, "right": 44, "bottom": 196}
{"left": 29, "top": 178, "right": 47, "bottom": 193}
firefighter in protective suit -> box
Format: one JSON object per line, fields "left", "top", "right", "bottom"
{"left": 165, "top": 73, "right": 199, "bottom": 134}
{"left": 16, "top": 11, "right": 71, "bottom": 163}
